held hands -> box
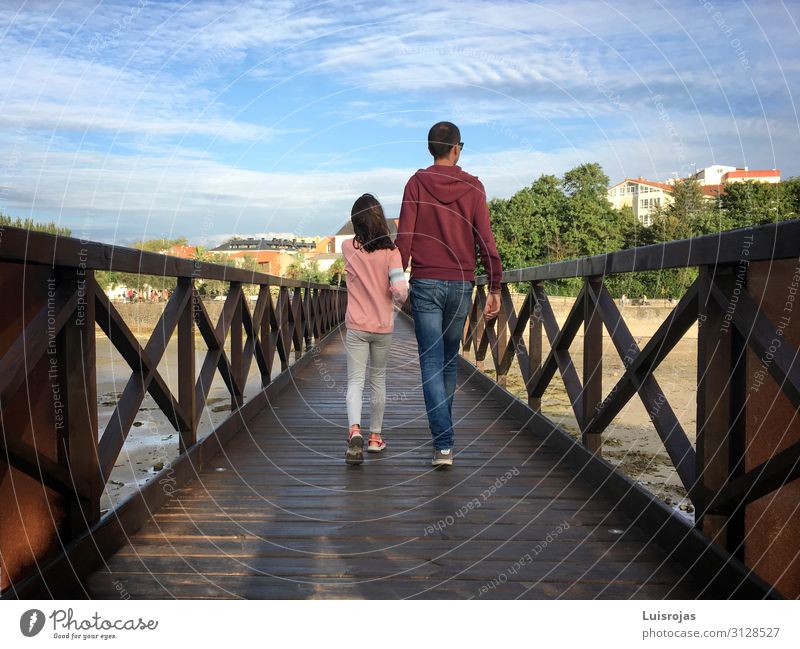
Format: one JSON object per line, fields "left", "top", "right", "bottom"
{"left": 484, "top": 291, "right": 501, "bottom": 320}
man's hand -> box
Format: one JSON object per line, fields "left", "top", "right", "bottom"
{"left": 484, "top": 291, "right": 501, "bottom": 320}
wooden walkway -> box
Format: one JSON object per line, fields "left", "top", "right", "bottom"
{"left": 85, "top": 317, "right": 702, "bottom": 599}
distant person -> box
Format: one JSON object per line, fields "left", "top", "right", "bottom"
{"left": 342, "top": 194, "right": 408, "bottom": 466}
{"left": 621, "top": 293, "right": 627, "bottom": 308}
{"left": 396, "top": 121, "right": 502, "bottom": 468}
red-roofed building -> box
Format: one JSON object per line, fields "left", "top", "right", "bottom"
{"left": 722, "top": 169, "right": 781, "bottom": 183}
{"left": 692, "top": 165, "right": 781, "bottom": 185}
{"left": 700, "top": 184, "right": 725, "bottom": 199}
{"left": 606, "top": 177, "right": 674, "bottom": 226}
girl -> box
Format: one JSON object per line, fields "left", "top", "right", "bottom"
{"left": 343, "top": 194, "right": 408, "bottom": 465}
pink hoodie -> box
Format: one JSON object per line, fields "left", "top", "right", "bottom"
{"left": 343, "top": 239, "right": 408, "bottom": 334}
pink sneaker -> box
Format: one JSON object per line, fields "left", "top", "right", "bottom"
{"left": 367, "top": 433, "right": 386, "bottom": 453}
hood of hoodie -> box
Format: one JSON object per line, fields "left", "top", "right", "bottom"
{"left": 413, "top": 165, "right": 480, "bottom": 205}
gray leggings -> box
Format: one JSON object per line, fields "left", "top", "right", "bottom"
{"left": 345, "top": 328, "right": 393, "bottom": 434}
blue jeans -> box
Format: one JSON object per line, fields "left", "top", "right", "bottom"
{"left": 410, "top": 278, "right": 473, "bottom": 450}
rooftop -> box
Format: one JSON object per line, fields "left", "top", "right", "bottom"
{"left": 212, "top": 237, "right": 316, "bottom": 252}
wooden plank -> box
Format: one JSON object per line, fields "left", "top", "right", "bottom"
{"left": 709, "top": 280, "right": 800, "bottom": 411}
{"left": 588, "top": 281, "right": 696, "bottom": 491}
{"left": 60, "top": 269, "right": 102, "bottom": 530}
{"left": 0, "top": 278, "right": 78, "bottom": 406}
{"left": 0, "top": 436, "right": 80, "bottom": 497}
{"left": 193, "top": 290, "right": 242, "bottom": 420}
{"left": 589, "top": 280, "right": 699, "bottom": 431}
{"left": 94, "top": 282, "right": 191, "bottom": 432}
{"left": 229, "top": 283, "right": 244, "bottom": 409}
{"left": 96, "top": 281, "right": 191, "bottom": 481}
{"left": 528, "top": 282, "right": 543, "bottom": 410}
{"left": 696, "top": 267, "right": 735, "bottom": 545}
{"left": 529, "top": 284, "right": 584, "bottom": 421}
{"left": 178, "top": 277, "right": 197, "bottom": 453}
{"left": 706, "top": 439, "right": 800, "bottom": 515}
{"left": 582, "top": 278, "right": 603, "bottom": 452}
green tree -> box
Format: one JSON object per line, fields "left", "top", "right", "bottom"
{"left": 650, "top": 178, "right": 721, "bottom": 241}
{"left": 561, "top": 163, "right": 628, "bottom": 258}
{"left": 720, "top": 180, "right": 786, "bottom": 228}
{"left": 328, "top": 257, "right": 345, "bottom": 286}
{"left": 286, "top": 254, "right": 327, "bottom": 284}
{"left": 782, "top": 177, "right": 800, "bottom": 219}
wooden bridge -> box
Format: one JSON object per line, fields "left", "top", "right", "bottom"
{"left": 1, "top": 221, "right": 798, "bottom": 599}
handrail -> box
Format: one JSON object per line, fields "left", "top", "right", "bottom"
{"left": 0, "top": 225, "right": 346, "bottom": 594}
{"left": 461, "top": 217, "right": 800, "bottom": 596}
{"left": 474, "top": 219, "right": 800, "bottom": 284}
{"left": 0, "top": 224, "right": 336, "bottom": 289}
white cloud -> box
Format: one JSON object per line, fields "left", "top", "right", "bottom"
{"left": 0, "top": 0, "right": 797, "bottom": 245}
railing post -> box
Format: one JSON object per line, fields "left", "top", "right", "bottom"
{"left": 293, "top": 287, "right": 303, "bottom": 361}
{"left": 496, "top": 286, "right": 509, "bottom": 387}
{"left": 528, "top": 281, "right": 543, "bottom": 411}
{"left": 279, "top": 286, "right": 290, "bottom": 371}
{"left": 56, "top": 267, "right": 101, "bottom": 533}
{"left": 303, "top": 287, "right": 313, "bottom": 348}
{"left": 582, "top": 277, "right": 603, "bottom": 454}
{"left": 695, "top": 265, "right": 735, "bottom": 546}
{"left": 230, "top": 281, "right": 243, "bottom": 409}
{"left": 260, "top": 284, "right": 274, "bottom": 387}
{"left": 475, "top": 285, "right": 486, "bottom": 372}
{"left": 178, "top": 277, "right": 197, "bottom": 453}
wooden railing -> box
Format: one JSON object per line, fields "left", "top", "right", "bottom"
{"left": 459, "top": 219, "right": 800, "bottom": 596}
{"left": 0, "top": 226, "right": 345, "bottom": 593}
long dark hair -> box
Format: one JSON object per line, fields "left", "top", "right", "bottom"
{"left": 350, "top": 193, "right": 395, "bottom": 253}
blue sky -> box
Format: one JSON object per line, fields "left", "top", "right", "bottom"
{"left": 1, "top": 0, "right": 798, "bottom": 247}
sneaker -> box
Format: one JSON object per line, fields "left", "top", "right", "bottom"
{"left": 367, "top": 433, "right": 386, "bottom": 453}
{"left": 345, "top": 425, "right": 363, "bottom": 466}
{"left": 432, "top": 448, "right": 454, "bottom": 467}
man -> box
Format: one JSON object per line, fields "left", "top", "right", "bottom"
{"left": 395, "top": 121, "right": 502, "bottom": 468}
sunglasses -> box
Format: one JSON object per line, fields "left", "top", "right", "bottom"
{"left": 459, "top": 142, "right": 464, "bottom": 149}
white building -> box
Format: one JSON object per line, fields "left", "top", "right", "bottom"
{"left": 691, "top": 165, "right": 781, "bottom": 185}
{"left": 606, "top": 178, "right": 674, "bottom": 227}
{"left": 692, "top": 165, "right": 741, "bottom": 185}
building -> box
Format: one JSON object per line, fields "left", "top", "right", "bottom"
{"left": 314, "top": 236, "right": 335, "bottom": 254}
{"left": 691, "top": 165, "right": 740, "bottom": 185}
{"left": 211, "top": 236, "right": 316, "bottom": 255}
{"left": 333, "top": 218, "right": 399, "bottom": 253}
{"left": 691, "top": 165, "right": 781, "bottom": 185}
{"left": 215, "top": 250, "right": 296, "bottom": 276}
{"left": 720, "top": 169, "right": 781, "bottom": 184}
{"left": 606, "top": 177, "right": 674, "bottom": 226}
{"left": 305, "top": 252, "right": 342, "bottom": 273}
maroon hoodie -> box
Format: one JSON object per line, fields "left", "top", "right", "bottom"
{"left": 395, "top": 164, "right": 503, "bottom": 292}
